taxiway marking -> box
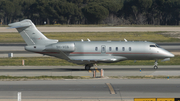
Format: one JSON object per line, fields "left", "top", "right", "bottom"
{"left": 106, "top": 83, "right": 116, "bottom": 94}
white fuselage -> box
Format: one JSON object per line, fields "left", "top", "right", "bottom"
{"left": 25, "top": 41, "right": 174, "bottom": 65}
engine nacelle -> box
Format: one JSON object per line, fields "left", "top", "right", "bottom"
{"left": 45, "top": 42, "right": 75, "bottom": 52}
{"left": 25, "top": 45, "right": 45, "bottom": 52}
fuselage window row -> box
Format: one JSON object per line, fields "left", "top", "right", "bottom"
{"left": 95, "top": 47, "right": 133, "bottom": 52}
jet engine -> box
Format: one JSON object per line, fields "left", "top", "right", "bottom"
{"left": 45, "top": 42, "right": 75, "bottom": 52}
{"left": 25, "top": 45, "right": 45, "bottom": 52}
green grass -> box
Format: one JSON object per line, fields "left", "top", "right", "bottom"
{"left": 0, "top": 75, "right": 179, "bottom": 80}
{"left": 0, "top": 56, "right": 180, "bottom": 66}
{"left": 109, "top": 76, "right": 180, "bottom": 79}
{"left": 0, "top": 57, "right": 75, "bottom": 66}
{"left": 0, "top": 32, "right": 180, "bottom": 43}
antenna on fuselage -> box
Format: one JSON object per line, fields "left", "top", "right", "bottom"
{"left": 87, "top": 38, "right": 91, "bottom": 42}
{"left": 124, "top": 38, "right": 127, "bottom": 42}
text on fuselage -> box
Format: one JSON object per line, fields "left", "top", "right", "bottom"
{"left": 56, "top": 46, "right": 69, "bottom": 49}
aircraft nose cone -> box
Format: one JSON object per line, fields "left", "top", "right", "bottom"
{"left": 168, "top": 52, "right": 174, "bottom": 58}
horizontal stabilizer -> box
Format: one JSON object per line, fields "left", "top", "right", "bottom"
{"left": 8, "top": 19, "right": 31, "bottom": 29}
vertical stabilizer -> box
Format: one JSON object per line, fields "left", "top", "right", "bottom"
{"left": 8, "top": 19, "right": 58, "bottom": 45}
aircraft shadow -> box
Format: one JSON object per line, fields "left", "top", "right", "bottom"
{"left": 0, "top": 68, "right": 180, "bottom": 72}
{"left": 0, "top": 68, "right": 86, "bottom": 72}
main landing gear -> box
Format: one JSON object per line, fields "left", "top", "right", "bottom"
{"left": 85, "top": 64, "right": 93, "bottom": 70}
{"left": 154, "top": 60, "right": 158, "bottom": 69}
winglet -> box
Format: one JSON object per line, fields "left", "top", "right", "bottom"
{"left": 124, "top": 38, "right": 127, "bottom": 42}
{"left": 87, "top": 38, "right": 91, "bottom": 42}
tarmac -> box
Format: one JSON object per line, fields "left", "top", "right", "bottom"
{"left": 0, "top": 65, "right": 180, "bottom": 77}
{"left": 0, "top": 79, "right": 180, "bottom": 101}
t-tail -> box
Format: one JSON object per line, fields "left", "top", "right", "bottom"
{"left": 8, "top": 19, "right": 58, "bottom": 45}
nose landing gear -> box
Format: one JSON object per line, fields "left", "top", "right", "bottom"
{"left": 154, "top": 60, "right": 158, "bottom": 69}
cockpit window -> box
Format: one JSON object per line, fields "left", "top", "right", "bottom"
{"left": 150, "top": 44, "right": 161, "bottom": 48}
{"left": 150, "top": 45, "right": 156, "bottom": 47}
{"left": 155, "top": 44, "right": 161, "bottom": 48}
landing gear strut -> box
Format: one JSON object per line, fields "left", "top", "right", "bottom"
{"left": 154, "top": 60, "right": 158, "bottom": 69}
{"left": 85, "top": 64, "right": 93, "bottom": 70}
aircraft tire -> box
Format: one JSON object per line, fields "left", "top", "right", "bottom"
{"left": 154, "top": 66, "right": 158, "bottom": 69}
{"left": 85, "top": 65, "right": 90, "bottom": 70}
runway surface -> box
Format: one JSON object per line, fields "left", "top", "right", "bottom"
{"left": 2, "top": 27, "right": 180, "bottom": 32}
{"left": 0, "top": 79, "right": 180, "bottom": 101}
{"left": 0, "top": 65, "right": 180, "bottom": 77}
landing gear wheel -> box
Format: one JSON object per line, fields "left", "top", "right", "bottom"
{"left": 85, "top": 65, "right": 90, "bottom": 70}
{"left": 154, "top": 60, "right": 158, "bottom": 69}
{"left": 85, "top": 64, "right": 93, "bottom": 70}
{"left": 154, "top": 65, "right": 158, "bottom": 69}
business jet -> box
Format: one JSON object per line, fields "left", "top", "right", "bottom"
{"left": 8, "top": 19, "right": 174, "bottom": 70}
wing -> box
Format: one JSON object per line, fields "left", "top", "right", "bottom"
{"left": 68, "top": 56, "right": 127, "bottom": 63}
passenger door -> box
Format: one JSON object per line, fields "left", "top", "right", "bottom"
{"left": 101, "top": 45, "right": 106, "bottom": 54}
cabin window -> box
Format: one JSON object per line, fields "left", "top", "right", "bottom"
{"left": 95, "top": 47, "right": 98, "bottom": 51}
{"left": 102, "top": 47, "right": 105, "bottom": 51}
{"left": 109, "top": 47, "right": 112, "bottom": 51}
{"left": 150, "top": 45, "right": 156, "bottom": 47}
{"left": 129, "top": 47, "right": 131, "bottom": 51}
{"left": 116, "top": 47, "right": 118, "bottom": 51}
{"left": 122, "top": 47, "right": 125, "bottom": 51}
